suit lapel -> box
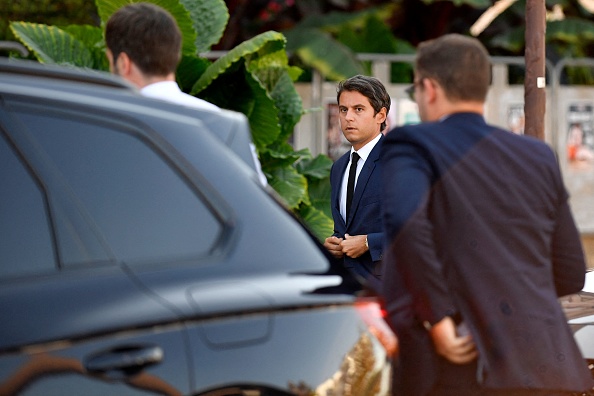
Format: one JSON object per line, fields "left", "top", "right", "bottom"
{"left": 347, "top": 135, "right": 383, "bottom": 225}
{"left": 332, "top": 152, "right": 350, "bottom": 228}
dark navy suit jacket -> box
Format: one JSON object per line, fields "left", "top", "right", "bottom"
{"left": 330, "top": 134, "right": 384, "bottom": 280}
{"left": 380, "top": 113, "right": 592, "bottom": 395}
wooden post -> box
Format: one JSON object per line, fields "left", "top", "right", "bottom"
{"left": 524, "top": 0, "right": 546, "bottom": 140}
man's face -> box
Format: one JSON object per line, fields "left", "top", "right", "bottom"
{"left": 338, "top": 90, "right": 385, "bottom": 151}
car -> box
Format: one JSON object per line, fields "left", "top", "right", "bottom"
{"left": 0, "top": 58, "right": 395, "bottom": 396}
{"left": 562, "top": 269, "right": 594, "bottom": 378}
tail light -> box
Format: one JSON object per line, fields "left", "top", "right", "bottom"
{"left": 354, "top": 297, "right": 398, "bottom": 358}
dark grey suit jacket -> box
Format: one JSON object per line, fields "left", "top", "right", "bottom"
{"left": 380, "top": 113, "right": 593, "bottom": 394}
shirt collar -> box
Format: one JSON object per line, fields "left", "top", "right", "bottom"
{"left": 140, "top": 81, "right": 181, "bottom": 96}
{"left": 351, "top": 133, "right": 381, "bottom": 162}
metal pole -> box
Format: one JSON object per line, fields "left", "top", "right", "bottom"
{"left": 524, "top": 0, "right": 546, "bottom": 140}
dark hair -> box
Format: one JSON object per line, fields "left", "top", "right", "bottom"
{"left": 415, "top": 34, "right": 491, "bottom": 102}
{"left": 105, "top": 2, "right": 181, "bottom": 77}
{"left": 336, "top": 75, "right": 391, "bottom": 131}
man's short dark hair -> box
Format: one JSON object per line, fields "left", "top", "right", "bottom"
{"left": 337, "top": 75, "right": 391, "bottom": 131}
{"left": 416, "top": 34, "right": 491, "bottom": 102}
{"left": 105, "top": 2, "right": 181, "bottom": 77}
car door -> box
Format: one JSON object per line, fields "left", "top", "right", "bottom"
{"left": 0, "top": 98, "right": 203, "bottom": 395}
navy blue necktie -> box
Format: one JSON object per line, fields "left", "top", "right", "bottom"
{"left": 346, "top": 152, "right": 360, "bottom": 220}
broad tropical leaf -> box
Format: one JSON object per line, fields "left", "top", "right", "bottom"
{"left": 336, "top": 14, "right": 414, "bottom": 81}
{"left": 294, "top": 5, "right": 395, "bottom": 33}
{"left": 547, "top": 17, "right": 594, "bottom": 43}
{"left": 177, "top": 54, "right": 212, "bottom": 93}
{"left": 179, "top": 0, "right": 228, "bottom": 53}
{"left": 490, "top": 26, "right": 525, "bottom": 52}
{"left": 296, "top": 153, "right": 333, "bottom": 180}
{"left": 268, "top": 165, "right": 308, "bottom": 209}
{"left": 422, "top": 0, "right": 490, "bottom": 7}
{"left": 285, "top": 27, "right": 364, "bottom": 81}
{"left": 95, "top": 0, "right": 196, "bottom": 55}
{"left": 307, "top": 175, "right": 332, "bottom": 220}
{"left": 261, "top": 143, "right": 308, "bottom": 169}
{"left": 191, "top": 31, "right": 286, "bottom": 94}
{"left": 243, "top": 70, "right": 281, "bottom": 148}
{"left": 63, "top": 24, "right": 109, "bottom": 70}
{"left": 197, "top": 64, "right": 281, "bottom": 149}
{"left": 270, "top": 71, "right": 303, "bottom": 140}
{"left": 297, "top": 204, "right": 334, "bottom": 242}
{"left": 10, "top": 22, "right": 94, "bottom": 67}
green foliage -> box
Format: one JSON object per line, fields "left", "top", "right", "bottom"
{"left": 0, "top": 0, "right": 98, "bottom": 43}
{"left": 285, "top": 27, "right": 364, "bottom": 81}
{"left": 96, "top": 0, "right": 197, "bottom": 55}
{"left": 422, "top": 0, "right": 490, "bottom": 7}
{"left": 10, "top": 22, "right": 95, "bottom": 67}
{"left": 284, "top": 4, "right": 415, "bottom": 82}
{"left": 7, "top": 0, "right": 334, "bottom": 240}
{"left": 179, "top": 0, "right": 228, "bottom": 53}
{"left": 335, "top": 14, "right": 415, "bottom": 82}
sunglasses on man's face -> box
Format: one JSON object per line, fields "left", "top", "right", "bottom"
{"left": 405, "top": 78, "right": 425, "bottom": 102}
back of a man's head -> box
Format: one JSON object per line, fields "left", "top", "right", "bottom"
{"left": 416, "top": 34, "right": 491, "bottom": 103}
{"left": 105, "top": 2, "right": 181, "bottom": 77}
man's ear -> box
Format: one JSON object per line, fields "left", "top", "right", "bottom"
{"left": 116, "top": 52, "right": 133, "bottom": 77}
{"left": 423, "top": 78, "right": 439, "bottom": 103}
{"left": 376, "top": 107, "right": 387, "bottom": 124}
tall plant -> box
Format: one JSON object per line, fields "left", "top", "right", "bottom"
{"left": 9, "top": 0, "right": 334, "bottom": 241}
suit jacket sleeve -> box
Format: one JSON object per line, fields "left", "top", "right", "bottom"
{"left": 549, "top": 159, "right": 587, "bottom": 296}
{"left": 381, "top": 129, "right": 457, "bottom": 326}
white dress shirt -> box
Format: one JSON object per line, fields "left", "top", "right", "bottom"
{"left": 339, "top": 133, "right": 382, "bottom": 222}
{"left": 140, "top": 81, "right": 221, "bottom": 112}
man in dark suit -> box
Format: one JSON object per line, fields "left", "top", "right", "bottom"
{"left": 324, "top": 75, "right": 391, "bottom": 281}
{"left": 380, "top": 34, "right": 593, "bottom": 395}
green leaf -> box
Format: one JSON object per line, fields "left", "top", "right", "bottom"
{"left": 547, "top": 18, "right": 594, "bottom": 43}
{"left": 179, "top": 0, "right": 228, "bottom": 53}
{"left": 261, "top": 143, "right": 308, "bottom": 170}
{"left": 197, "top": 64, "right": 280, "bottom": 149}
{"left": 306, "top": 176, "right": 332, "bottom": 219}
{"left": 177, "top": 54, "right": 211, "bottom": 93}
{"left": 10, "top": 22, "right": 94, "bottom": 67}
{"left": 268, "top": 70, "right": 304, "bottom": 141}
{"left": 296, "top": 153, "right": 333, "bottom": 180}
{"left": 63, "top": 24, "right": 109, "bottom": 70}
{"left": 242, "top": 70, "right": 281, "bottom": 148}
{"left": 95, "top": 0, "right": 196, "bottom": 55}
{"left": 268, "top": 165, "right": 308, "bottom": 209}
{"left": 294, "top": 5, "right": 396, "bottom": 33}
{"left": 297, "top": 204, "right": 334, "bottom": 242}
{"left": 191, "top": 30, "right": 286, "bottom": 94}
{"left": 422, "top": 0, "right": 490, "bottom": 7}
{"left": 285, "top": 27, "right": 364, "bottom": 81}
{"left": 490, "top": 26, "right": 525, "bottom": 52}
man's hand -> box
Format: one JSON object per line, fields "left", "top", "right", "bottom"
{"left": 324, "top": 236, "right": 344, "bottom": 258}
{"left": 429, "top": 316, "right": 478, "bottom": 364}
{"left": 341, "top": 234, "right": 368, "bottom": 258}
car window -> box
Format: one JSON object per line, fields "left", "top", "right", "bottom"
{"left": 12, "top": 108, "right": 223, "bottom": 266}
{"left": 0, "top": 132, "right": 55, "bottom": 277}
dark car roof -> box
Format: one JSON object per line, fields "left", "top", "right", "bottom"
{"left": 0, "top": 58, "right": 260, "bottom": 176}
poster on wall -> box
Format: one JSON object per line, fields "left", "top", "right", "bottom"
{"left": 326, "top": 102, "right": 350, "bottom": 161}
{"left": 507, "top": 104, "right": 525, "bottom": 135}
{"left": 566, "top": 102, "right": 594, "bottom": 169}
